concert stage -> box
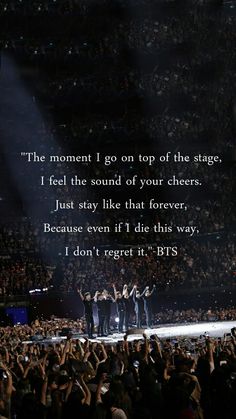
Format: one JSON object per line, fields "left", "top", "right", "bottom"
{"left": 95, "top": 320, "right": 236, "bottom": 343}
{"left": 22, "top": 320, "right": 236, "bottom": 345}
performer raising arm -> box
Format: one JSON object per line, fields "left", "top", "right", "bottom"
{"left": 130, "top": 284, "right": 144, "bottom": 328}
{"left": 142, "top": 285, "right": 156, "bottom": 328}
{"left": 113, "top": 284, "right": 126, "bottom": 333}
{"left": 94, "top": 291, "right": 107, "bottom": 337}
{"left": 123, "top": 284, "right": 133, "bottom": 331}
{"left": 103, "top": 289, "right": 115, "bottom": 336}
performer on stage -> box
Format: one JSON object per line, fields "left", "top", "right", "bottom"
{"left": 113, "top": 284, "right": 126, "bottom": 333}
{"left": 142, "top": 285, "right": 156, "bottom": 328}
{"left": 94, "top": 291, "right": 107, "bottom": 337}
{"left": 103, "top": 289, "right": 114, "bottom": 335}
{"left": 123, "top": 284, "right": 133, "bottom": 331}
{"left": 77, "top": 289, "right": 95, "bottom": 338}
{"left": 130, "top": 285, "right": 144, "bottom": 328}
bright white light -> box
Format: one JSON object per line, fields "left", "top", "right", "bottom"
{"left": 115, "top": 317, "right": 119, "bottom": 323}
{"left": 143, "top": 321, "right": 236, "bottom": 339}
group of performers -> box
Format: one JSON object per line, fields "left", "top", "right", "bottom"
{"left": 78, "top": 284, "right": 156, "bottom": 338}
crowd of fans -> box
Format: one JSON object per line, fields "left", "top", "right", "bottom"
{"left": 0, "top": 4, "right": 235, "bottom": 297}
{"left": 2, "top": 0, "right": 236, "bottom": 149}
{"left": 153, "top": 307, "right": 236, "bottom": 325}
{"left": 0, "top": 315, "right": 236, "bottom": 418}
{"left": 0, "top": 231, "right": 235, "bottom": 296}
{"left": 0, "top": 3, "right": 235, "bottom": 417}
{"left": 1, "top": 306, "right": 236, "bottom": 337}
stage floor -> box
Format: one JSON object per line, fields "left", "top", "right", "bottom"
{"left": 93, "top": 320, "right": 236, "bottom": 343}
{"left": 22, "top": 320, "right": 236, "bottom": 345}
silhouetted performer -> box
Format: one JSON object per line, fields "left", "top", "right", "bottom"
{"left": 142, "top": 285, "right": 156, "bottom": 328}
{"left": 113, "top": 284, "right": 126, "bottom": 333}
{"left": 130, "top": 285, "right": 144, "bottom": 328}
{"left": 94, "top": 291, "right": 107, "bottom": 337}
{"left": 77, "top": 289, "right": 95, "bottom": 338}
{"left": 103, "top": 289, "right": 114, "bottom": 335}
{"left": 123, "top": 284, "right": 133, "bottom": 331}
